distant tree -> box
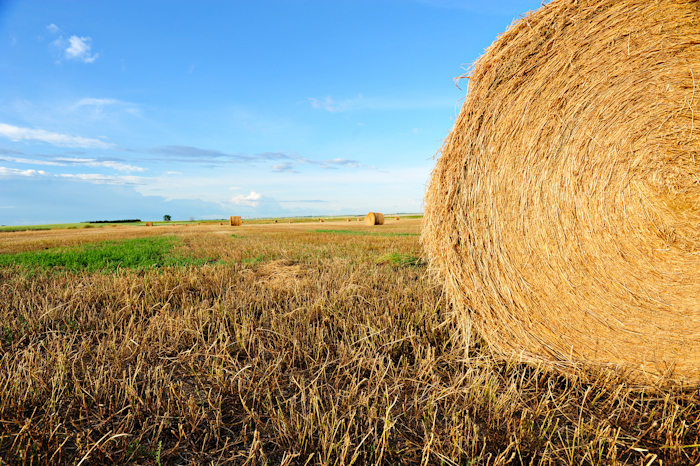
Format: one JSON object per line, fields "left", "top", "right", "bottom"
{"left": 163, "top": 215, "right": 172, "bottom": 221}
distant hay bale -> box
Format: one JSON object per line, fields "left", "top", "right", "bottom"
{"left": 357, "top": 218, "right": 362, "bottom": 221}
{"left": 274, "top": 220, "right": 278, "bottom": 223}
{"left": 395, "top": 216, "right": 400, "bottom": 221}
{"left": 229, "top": 216, "right": 242, "bottom": 227}
{"left": 145, "top": 222, "right": 153, "bottom": 227}
{"left": 319, "top": 219, "right": 324, "bottom": 223}
{"left": 347, "top": 218, "right": 351, "bottom": 222}
{"left": 423, "top": 0, "right": 700, "bottom": 387}
{"left": 365, "top": 212, "right": 384, "bottom": 226}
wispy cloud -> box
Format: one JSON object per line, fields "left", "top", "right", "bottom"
{"left": 0, "top": 167, "right": 50, "bottom": 178}
{"left": 0, "top": 154, "right": 144, "bottom": 171}
{"left": 257, "top": 152, "right": 294, "bottom": 160}
{"left": 296, "top": 156, "right": 365, "bottom": 170}
{"left": 231, "top": 190, "right": 262, "bottom": 207}
{"left": 74, "top": 98, "right": 120, "bottom": 107}
{"left": 0, "top": 155, "right": 66, "bottom": 166}
{"left": 271, "top": 162, "right": 297, "bottom": 173}
{"left": 46, "top": 24, "right": 60, "bottom": 33}
{"left": 54, "top": 157, "right": 146, "bottom": 172}
{"left": 0, "top": 123, "right": 113, "bottom": 149}
{"left": 68, "top": 98, "right": 142, "bottom": 119}
{"left": 326, "top": 158, "right": 363, "bottom": 168}
{"left": 59, "top": 173, "right": 145, "bottom": 185}
{"left": 149, "top": 145, "right": 249, "bottom": 162}
{"left": 309, "top": 96, "right": 341, "bottom": 112}
{"left": 0, "top": 147, "right": 26, "bottom": 156}
{"left": 0, "top": 162, "right": 147, "bottom": 185}
{"left": 148, "top": 146, "right": 293, "bottom": 164}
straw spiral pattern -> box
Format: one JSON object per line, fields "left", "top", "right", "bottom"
{"left": 423, "top": 0, "right": 700, "bottom": 386}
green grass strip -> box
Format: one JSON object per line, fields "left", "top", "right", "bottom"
{"left": 313, "top": 229, "right": 418, "bottom": 237}
{"left": 379, "top": 252, "right": 425, "bottom": 268}
{"left": 0, "top": 236, "right": 207, "bottom": 273}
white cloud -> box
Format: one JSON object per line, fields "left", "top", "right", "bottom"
{"left": 166, "top": 171, "right": 183, "bottom": 175}
{"left": 0, "top": 155, "right": 66, "bottom": 166}
{"left": 66, "top": 36, "right": 98, "bottom": 63}
{"left": 0, "top": 167, "right": 49, "bottom": 178}
{"left": 46, "top": 24, "right": 60, "bottom": 33}
{"left": 55, "top": 35, "right": 99, "bottom": 63}
{"left": 59, "top": 173, "right": 145, "bottom": 185}
{"left": 55, "top": 157, "right": 146, "bottom": 172}
{"left": 0, "top": 123, "right": 113, "bottom": 149}
{"left": 231, "top": 191, "right": 262, "bottom": 207}
{"left": 74, "top": 98, "right": 119, "bottom": 107}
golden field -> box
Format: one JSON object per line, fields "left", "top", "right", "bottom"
{"left": 1, "top": 219, "right": 699, "bottom": 465}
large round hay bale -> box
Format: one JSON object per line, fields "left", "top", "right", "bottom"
{"left": 229, "top": 216, "right": 242, "bottom": 226}
{"left": 365, "top": 212, "right": 385, "bottom": 226}
{"left": 423, "top": 0, "right": 700, "bottom": 386}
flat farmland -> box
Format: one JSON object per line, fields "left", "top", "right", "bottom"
{"left": 1, "top": 219, "right": 699, "bottom": 465}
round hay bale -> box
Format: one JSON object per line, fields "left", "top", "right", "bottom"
{"left": 423, "top": 0, "right": 700, "bottom": 387}
{"left": 145, "top": 222, "right": 153, "bottom": 227}
{"left": 229, "top": 216, "right": 242, "bottom": 227}
{"left": 365, "top": 212, "right": 385, "bottom": 226}
{"left": 347, "top": 218, "right": 351, "bottom": 222}
{"left": 319, "top": 219, "right": 324, "bottom": 223}
{"left": 395, "top": 216, "right": 400, "bottom": 221}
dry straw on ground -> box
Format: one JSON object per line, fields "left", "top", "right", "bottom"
{"left": 365, "top": 212, "right": 385, "bottom": 226}
{"left": 423, "top": 0, "right": 700, "bottom": 387}
{"left": 229, "top": 216, "right": 242, "bottom": 226}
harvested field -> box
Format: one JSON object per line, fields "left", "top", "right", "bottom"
{"left": 2, "top": 219, "right": 700, "bottom": 465}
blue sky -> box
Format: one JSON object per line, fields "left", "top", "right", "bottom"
{"left": 0, "top": 0, "right": 542, "bottom": 224}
